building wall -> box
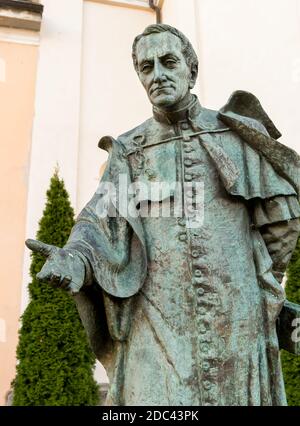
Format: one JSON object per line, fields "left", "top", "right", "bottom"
{"left": 0, "top": 30, "right": 39, "bottom": 405}
{"left": 78, "top": 0, "right": 154, "bottom": 212}
{"left": 163, "top": 0, "right": 300, "bottom": 153}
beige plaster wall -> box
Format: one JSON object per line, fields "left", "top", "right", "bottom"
{"left": 0, "top": 39, "right": 38, "bottom": 405}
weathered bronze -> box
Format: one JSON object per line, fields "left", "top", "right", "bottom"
{"left": 26, "top": 24, "right": 300, "bottom": 406}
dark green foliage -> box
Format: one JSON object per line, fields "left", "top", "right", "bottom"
{"left": 13, "top": 171, "right": 99, "bottom": 406}
{"left": 281, "top": 233, "right": 300, "bottom": 406}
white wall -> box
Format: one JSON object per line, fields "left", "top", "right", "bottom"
{"left": 22, "top": 0, "right": 84, "bottom": 311}
{"left": 163, "top": 0, "right": 300, "bottom": 153}
{"left": 77, "top": 1, "right": 154, "bottom": 212}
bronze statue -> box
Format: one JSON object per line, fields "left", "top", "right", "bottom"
{"left": 26, "top": 24, "right": 300, "bottom": 406}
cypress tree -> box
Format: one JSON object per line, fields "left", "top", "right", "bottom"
{"left": 13, "top": 171, "right": 99, "bottom": 406}
{"left": 281, "top": 234, "right": 300, "bottom": 406}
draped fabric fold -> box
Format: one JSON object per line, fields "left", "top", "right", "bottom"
{"left": 218, "top": 90, "right": 300, "bottom": 197}
{"left": 252, "top": 196, "right": 300, "bottom": 228}
{"left": 200, "top": 125, "right": 298, "bottom": 201}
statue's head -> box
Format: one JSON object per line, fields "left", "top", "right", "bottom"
{"left": 132, "top": 24, "right": 198, "bottom": 110}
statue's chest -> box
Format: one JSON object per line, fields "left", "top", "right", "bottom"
{"left": 126, "top": 129, "right": 223, "bottom": 204}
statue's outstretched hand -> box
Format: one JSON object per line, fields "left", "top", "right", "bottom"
{"left": 25, "top": 239, "right": 86, "bottom": 294}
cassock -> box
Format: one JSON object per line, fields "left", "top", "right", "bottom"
{"left": 65, "top": 91, "right": 300, "bottom": 406}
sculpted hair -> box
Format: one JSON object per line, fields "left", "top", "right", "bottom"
{"left": 132, "top": 24, "right": 199, "bottom": 75}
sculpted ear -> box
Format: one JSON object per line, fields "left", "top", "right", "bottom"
{"left": 189, "top": 63, "right": 198, "bottom": 89}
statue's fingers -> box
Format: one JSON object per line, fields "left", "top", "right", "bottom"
{"left": 49, "top": 273, "right": 62, "bottom": 287}
{"left": 68, "top": 280, "right": 83, "bottom": 295}
{"left": 25, "top": 239, "right": 56, "bottom": 258}
{"left": 60, "top": 275, "right": 72, "bottom": 289}
{"left": 36, "top": 269, "right": 52, "bottom": 282}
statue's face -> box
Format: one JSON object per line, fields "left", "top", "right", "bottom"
{"left": 136, "top": 32, "right": 195, "bottom": 109}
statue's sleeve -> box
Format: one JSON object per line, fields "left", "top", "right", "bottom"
{"left": 252, "top": 196, "right": 300, "bottom": 283}
{"left": 61, "top": 137, "right": 148, "bottom": 377}
{"left": 252, "top": 196, "right": 300, "bottom": 355}
{"left": 64, "top": 190, "right": 146, "bottom": 300}
{"left": 64, "top": 196, "right": 133, "bottom": 291}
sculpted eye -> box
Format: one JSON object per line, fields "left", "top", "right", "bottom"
{"left": 165, "top": 59, "right": 177, "bottom": 68}
{"left": 141, "top": 63, "right": 152, "bottom": 73}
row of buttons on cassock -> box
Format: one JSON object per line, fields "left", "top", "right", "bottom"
{"left": 179, "top": 119, "right": 217, "bottom": 405}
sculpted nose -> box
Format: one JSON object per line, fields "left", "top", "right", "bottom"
{"left": 153, "top": 62, "right": 166, "bottom": 83}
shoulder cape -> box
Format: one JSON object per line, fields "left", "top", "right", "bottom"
{"left": 218, "top": 90, "right": 300, "bottom": 197}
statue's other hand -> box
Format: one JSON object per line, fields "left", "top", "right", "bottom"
{"left": 25, "top": 239, "right": 86, "bottom": 294}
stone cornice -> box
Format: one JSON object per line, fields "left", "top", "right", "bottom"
{"left": 0, "top": 1, "right": 43, "bottom": 31}
{"left": 0, "top": 1, "right": 43, "bottom": 13}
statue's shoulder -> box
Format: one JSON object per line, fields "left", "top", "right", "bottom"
{"left": 218, "top": 90, "right": 282, "bottom": 140}
{"left": 219, "top": 90, "right": 300, "bottom": 194}
{"left": 117, "top": 117, "right": 158, "bottom": 147}
{"left": 98, "top": 117, "right": 155, "bottom": 155}
{"left": 196, "top": 107, "right": 228, "bottom": 131}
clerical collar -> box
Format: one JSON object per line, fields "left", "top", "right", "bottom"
{"left": 152, "top": 95, "right": 202, "bottom": 125}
